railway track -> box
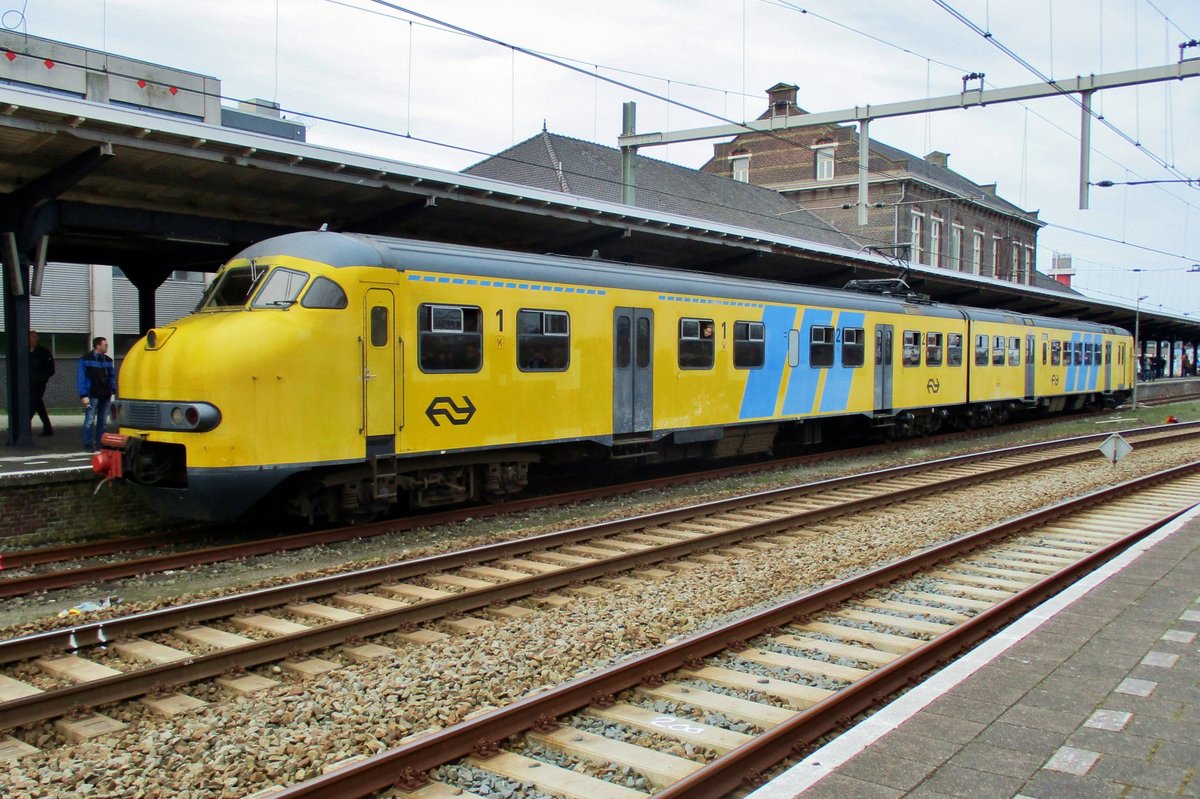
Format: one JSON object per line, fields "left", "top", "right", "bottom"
{"left": 268, "top": 461, "right": 1200, "bottom": 799}
{"left": 2, "top": 419, "right": 1194, "bottom": 599}
{"left": 0, "top": 424, "right": 1195, "bottom": 746}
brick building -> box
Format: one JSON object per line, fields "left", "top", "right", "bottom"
{"left": 702, "top": 83, "right": 1048, "bottom": 287}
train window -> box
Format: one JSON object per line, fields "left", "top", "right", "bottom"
{"left": 733, "top": 321, "right": 766, "bottom": 369}
{"left": 947, "top": 333, "right": 963, "bottom": 366}
{"left": 975, "top": 334, "right": 989, "bottom": 366}
{"left": 517, "top": 309, "right": 570, "bottom": 371}
{"left": 1083, "top": 342, "right": 1093, "bottom": 366}
{"left": 902, "top": 330, "right": 921, "bottom": 367}
{"left": 992, "top": 336, "right": 1005, "bottom": 366}
{"left": 925, "top": 332, "right": 943, "bottom": 366}
{"left": 1042, "top": 342, "right": 1048, "bottom": 365}
{"left": 678, "top": 317, "right": 715, "bottom": 369}
{"left": 418, "top": 304, "right": 482, "bottom": 373}
{"left": 1008, "top": 337, "right": 1021, "bottom": 366}
{"left": 202, "top": 265, "right": 268, "bottom": 309}
{"left": 251, "top": 268, "right": 310, "bottom": 308}
{"left": 370, "top": 307, "right": 389, "bottom": 347}
{"left": 1074, "top": 341, "right": 1083, "bottom": 365}
{"left": 1051, "top": 340, "right": 1062, "bottom": 366}
{"left": 301, "top": 277, "right": 348, "bottom": 309}
{"left": 842, "top": 327, "right": 865, "bottom": 368}
{"left": 811, "top": 325, "right": 835, "bottom": 367}
{"left": 636, "top": 317, "right": 651, "bottom": 369}
{"left": 788, "top": 329, "right": 801, "bottom": 368}
{"left": 616, "top": 316, "right": 631, "bottom": 368}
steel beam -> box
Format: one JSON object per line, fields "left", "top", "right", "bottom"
{"left": 620, "top": 61, "right": 1200, "bottom": 148}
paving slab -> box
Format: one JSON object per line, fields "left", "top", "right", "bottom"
{"left": 748, "top": 505, "right": 1200, "bottom": 799}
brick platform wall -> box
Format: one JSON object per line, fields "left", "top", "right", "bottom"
{"left": 0, "top": 471, "right": 176, "bottom": 541}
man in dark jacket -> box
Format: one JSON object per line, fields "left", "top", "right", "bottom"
{"left": 76, "top": 336, "right": 117, "bottom": 452}
{"left": 28, "top": 330, "right": 55, "bottom": 436}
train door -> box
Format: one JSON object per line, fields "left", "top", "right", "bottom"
{"left": 1025, "top": 334, "right": 1036, "bottom": 399}
{"left": 614, "top": 307, "right": 653, "bottom": 435}
{"left": 1104, "top": 342, "right": 1113, "bottom": 391}
{"left": 363, "top": 288, "right": 397, "bottom": 448}
{"left": 874, "top": 325, "right": 893, "bottom": 411}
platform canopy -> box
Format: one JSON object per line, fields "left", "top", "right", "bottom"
{"left": 0, "top": 82, "right": 1195, "bottom": 342}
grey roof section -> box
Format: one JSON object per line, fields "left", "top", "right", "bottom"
{"left": 865, "top": 137, "right": 1040, "bottom": 224}
{"left": 234, "top": 230, "right": 1136, "bottom": 332}
{"left": 464, "top": 131, "right": 861, "bottom": 251}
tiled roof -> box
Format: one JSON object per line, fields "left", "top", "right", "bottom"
{"left": 864, "top": 137, "right": 1040, "bottom": 223}
{"left": 463, "top": 131, "right": 861, "bottom": 251}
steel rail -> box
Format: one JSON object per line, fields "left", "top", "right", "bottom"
{"left": 0, "top": 437, "right": 1193, "bottom": 735}
{"left": 1, "top": 415, "right": 1175, "bottom": 592}
{"left": 267, "top": 460, "right": 1200, "bottom": 799}
{"left": 4, "top": 423, "right": 1192, "bottom": 667}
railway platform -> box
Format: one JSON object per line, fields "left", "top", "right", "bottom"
{"left": 753, "top": 504, "right": 1200, "bottom": 799}
{"left": 0, "top": 412, "right": 93, "bottom": 477}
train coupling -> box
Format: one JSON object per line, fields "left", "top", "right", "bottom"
{"left": 93, "top": 433, "right": 128, "bottom": 480}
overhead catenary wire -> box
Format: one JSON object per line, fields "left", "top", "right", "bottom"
{"left": 932, "top": 0, "right": 1193, "bottom": 186}
{"left": 8, "top": 3, "right": 1200, "bottom": 295}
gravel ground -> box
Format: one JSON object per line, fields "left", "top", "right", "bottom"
{"left": 0, "top": 415, "right": 1197, "bottom": 798}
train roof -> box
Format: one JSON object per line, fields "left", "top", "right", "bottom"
{"left": 234, "top": 231, "right": 1129, "bottom": 336}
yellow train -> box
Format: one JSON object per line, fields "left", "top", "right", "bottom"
{"left": 94, "top": 231, "right": 1134, "bottom": 521}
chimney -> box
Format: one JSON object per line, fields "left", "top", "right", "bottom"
{"left": 1050, "top": 252, "right": 1075, "bottom": 288}
{"left": 924, "top": 151, "right": 950, "bottom": 168}
{"left": 766, "top": 82, "right": 799, "bottom": 117}
{"left": 979, "top": 182, "right": 997, "bottom": 197}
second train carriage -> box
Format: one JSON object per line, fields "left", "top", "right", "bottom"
{"left": 95, "top": 231, "right": 1133, "bottom": 521}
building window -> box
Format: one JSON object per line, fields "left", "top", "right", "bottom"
{"left": 815, "top": 147, "right": 835, "bottom": 181}
{"left": 1024, "top": 246, "right": 1034, "bottom": 285}
{"left": 1010, "top": 242, "right": 1021, "bottom": 282}
{"left": 929, "top": 217, "right": 942, "bottom": 267}
{"left": 971, "top": 231, "right": 984, "bottom": 275}
{"left": 950, "top": 224, "right": 964, "bottom": 271}
{"left": 171, "top": 270, "right": 206, "bottom": 282}
{"left": 910, "top": 212, "right": 924, "bottom": 264}
{"left": 992, "top": 235, "right": 1003, "bottom": 278}
{"left": 731, "top": 155, "right": 750, "bottom": 183}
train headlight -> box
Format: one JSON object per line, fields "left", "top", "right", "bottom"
{"left": 185, "top": 407, "right": 199, "bottom": 427}
{"left": 170, "top": 406, "right": 186, "bottom": 426}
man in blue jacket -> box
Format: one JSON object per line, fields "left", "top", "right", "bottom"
{"left": 77, "top": 336, "right": 117, "bottom": 452}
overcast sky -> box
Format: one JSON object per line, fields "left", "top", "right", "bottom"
{"left": 12, "top": 0, "right": 1200, "bottom": 319}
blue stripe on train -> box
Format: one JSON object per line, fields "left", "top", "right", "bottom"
{"left": 819, "top": 311, "right": 864, "bottom": 413}
{"left": 1067, "top": 332, "right": 1081, "bottom": 391}
{"left": 782, "top": 308, "right": 834, "bottom": 416}
{"left": 739, "top": 306, "right": 798, "bottom": 419}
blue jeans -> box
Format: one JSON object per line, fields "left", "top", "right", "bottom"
{"left": 83, "top": 396, "right": 112, "bottom": 451}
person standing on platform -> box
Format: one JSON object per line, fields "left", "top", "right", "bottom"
{"left": 28, "top": 330, "right": 55, "bottom": 436}
{"left": 77, "top": 336, "right": 116, "bottom": 452}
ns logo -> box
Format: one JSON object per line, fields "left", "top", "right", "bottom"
{"left": 425, "top": 396, "right": 476, "bottom": 426}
